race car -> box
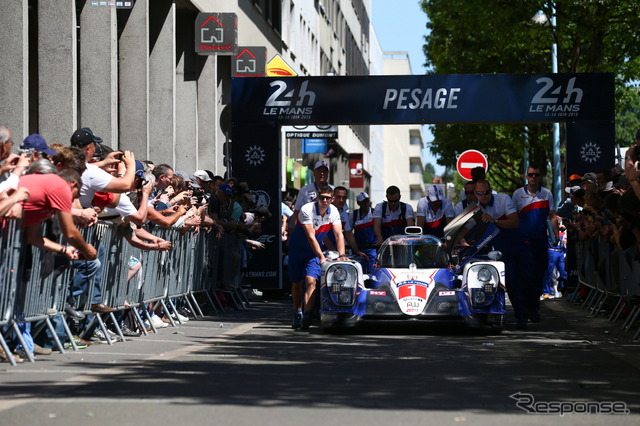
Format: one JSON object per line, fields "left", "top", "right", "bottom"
{"left": 319, "top": 206, "right": 506, "bottom": 332}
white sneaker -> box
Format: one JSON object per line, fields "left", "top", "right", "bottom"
{"left": 173, "top": 313, "right": 189, "bottom": 322}
{"left": 150, "top": 314, "right": 168, "bottom": 328}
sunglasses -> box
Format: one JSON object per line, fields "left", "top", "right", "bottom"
{"left": 475, "top": 190, "right": 491, "bottom": 196}
{"left": 527, "top": 173, "right": 541, "bottom": 177}
{"left": 318, "top": 196, "right": 333, "bottom": 201}
{"left": 387, "top": 198, "right": 400, "bottom": 203}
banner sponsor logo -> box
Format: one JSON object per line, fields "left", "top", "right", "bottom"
{"left": 245, "top": 145, "right": 266, "bottom": 166}
{"left": 382, "top": 87, "right": 461, "bottom": 110}
{"left": 250, "top": 190, "right": 271, "bottom": 208}
{"left": 528, "top": 77, "right": 583, "bottom": 118}
{"left": 579, "top": 141, "right": 602, "bottom": 164}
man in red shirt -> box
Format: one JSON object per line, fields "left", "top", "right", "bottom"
{"left": 18, "top": 170, "right": 97, "bottom": 260}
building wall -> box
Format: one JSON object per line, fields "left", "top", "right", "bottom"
{"left": 0, "top": 0, "right": 375, "bottom": 191}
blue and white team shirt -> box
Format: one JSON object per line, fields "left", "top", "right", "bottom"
{"left": 416, "top": 197, "right": 455, "bottom": 232}
{"left": 373, "top": 202, "right": 415, "bottom": 239}
{"left": 338, "top": 205, "right": 351, "bottom": 232}
{"left": 454, "top": 200, "right": 476, "bottom": 216}
{"left": 351, "top": 207, "right": 375, "bottom": 245}
{"left": 289, "top": 201, "right": 341, "bottom": 259}
{"left": 512, "top": 186, "right": 555, "bottom": 240}
{"left": 294, "top": 182, "right": 336, "bottom": 211}
{"left": 479, "top": 193, "right": 517, "bottom": 222}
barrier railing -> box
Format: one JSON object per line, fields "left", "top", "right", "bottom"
{"left": 570, "top": 236, "right": 640, "bottom": 341}
{"left": 0, "top": 218, "right": 248, "bottom": 364}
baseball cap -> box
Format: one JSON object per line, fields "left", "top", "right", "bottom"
{"left": 427, "top": 185, "right": 443, "bottom": 202}
{"left": 356, "top": 192, "right": 369, "bottom": 203}
{"left": 70, "top": 127, "right": 103, "bottom": 147}
{"left": 314, "top": 160, "right": 329, "bottom": 171}
{"left": 134, "top": 160, "right": 146, "bottom": 180}
{"left": 218, "top": 183, "right": 234, "bottom": 196}
{"left": 193, "top": 170, "right": 212, "bottom": 182}
{"left": 564, "top": 185, "right": 580, "bottom": 194}
{"left": 21, "top": 134, "right": 57, "bottom": 156}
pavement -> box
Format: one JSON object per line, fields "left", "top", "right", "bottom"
{"left": 0, "top": 293, "right": 639, "bottom": 425}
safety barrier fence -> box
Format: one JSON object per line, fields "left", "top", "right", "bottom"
{"left": 0, "top": 219, "right": 248, "bottom": 366}
{"left": 570, "top": 236, "right": 640, "bottom": 341}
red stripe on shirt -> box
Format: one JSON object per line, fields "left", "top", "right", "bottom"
{"left": 382, "top": 219, "right": 405, "bottom": 228}
{"left": 355, "top": 221, "right": 374, "bottom": 230}
{"left": 424, "top": 217, "right": 445, "bottom": 228}
{"left": 518, "top": 200, "right": 549, "bottom": 216}
{"left": 316, "top": 223, "right": 333, "bottom": 234}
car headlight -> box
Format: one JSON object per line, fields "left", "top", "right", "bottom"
{"left": 325, "top": 263, "right": 360, "bottom": 306}
{"left": 333, "top": 266, "right": 348, "bottom": 282}
{"left": 478, "top": 267, "right": 492, "bottom": 282}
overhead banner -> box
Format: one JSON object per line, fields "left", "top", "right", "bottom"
{"left": 231, "top": 73, "right": 614, "bottom": 290}
{"left": 232, "top": 73, "right": 614, "bottom": 125}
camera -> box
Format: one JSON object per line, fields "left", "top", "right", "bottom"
{"left": 19, "top": 148, "right": 35, "bottom": 156}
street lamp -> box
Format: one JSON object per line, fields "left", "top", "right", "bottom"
{"left": 533, "top": 6, "right": 561, "bottom": 204}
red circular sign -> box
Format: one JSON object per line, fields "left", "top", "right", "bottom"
{"left": 456, "top": 150, "right": 488, "bottom": 181}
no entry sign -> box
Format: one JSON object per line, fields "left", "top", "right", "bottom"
{"left": 457, "top": 150, "right": 488, "bottom": 180}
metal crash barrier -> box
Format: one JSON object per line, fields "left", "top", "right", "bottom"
{"left": 570, "top": 237, "right": 640, "bottom": 341}
{"left": 0, "top": 219, "right": 248, "bottom": 364}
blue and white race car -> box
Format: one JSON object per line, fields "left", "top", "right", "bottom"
{"left": 319, "top": 206, "right": 506, "bottom": 332}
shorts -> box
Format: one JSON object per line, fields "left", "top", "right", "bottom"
{"left": 288, "top": 255, "right": 322, "bottom": 283}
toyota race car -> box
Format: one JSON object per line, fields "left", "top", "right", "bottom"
{"left": 319, "top": 206, "right": 506, "bottom": 332}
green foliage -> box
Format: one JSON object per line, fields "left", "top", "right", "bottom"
{"left": 420, "top": 0, "right": 640, "bottom": 190}
{"left": 423, "top": 162, "right": 436, "bottom": 183}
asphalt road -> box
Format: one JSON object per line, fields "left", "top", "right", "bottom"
{"left": 0, "top": 295, "right": 639, "bottom": 426}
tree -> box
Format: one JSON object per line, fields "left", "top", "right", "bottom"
{"left": 421, "top": 0, "right": 640, "bottom": 191}
{"left": 423, "top": 162, "right": 436, "bottom": 183}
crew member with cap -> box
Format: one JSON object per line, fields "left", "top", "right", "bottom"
{"left": 292, "top": 160, "right": 334, "bottom": 229}
{"left": 350, "top": 191, "right": 377, "bottom": 273}
{"left": 512, "top": 165, "right": 557, "bottom": 324}
{"left": 417, "top": 184, "right": 454, "bottom": 238}
{"left": 373, "top": 185, "right": 415, "bottom": 244}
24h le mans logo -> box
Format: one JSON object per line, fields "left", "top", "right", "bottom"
{"left": 245, "top": 146, "right": 266, "bottom": 166}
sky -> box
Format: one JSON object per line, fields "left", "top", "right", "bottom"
{"left": 371, "top": 0, "right": 446, "bottom": 175}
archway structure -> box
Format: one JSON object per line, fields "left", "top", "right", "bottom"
{"left": 232, "top": 73, "right": 614, "bottom": 289}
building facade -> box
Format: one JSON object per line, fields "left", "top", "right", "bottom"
{"left": 0, "top": 0, "right": 378, "bottom": 199}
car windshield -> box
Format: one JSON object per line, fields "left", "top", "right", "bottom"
{"left": 377, "top": 239, "right": 449, "bottom": 269}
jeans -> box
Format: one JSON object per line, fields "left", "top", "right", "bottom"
{"left": 69, "top": 243, "right": 104, "bottom": 307}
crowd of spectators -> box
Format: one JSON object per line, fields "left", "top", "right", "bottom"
{"left": 0, "top": 124, "right": 268, "bottom": 363}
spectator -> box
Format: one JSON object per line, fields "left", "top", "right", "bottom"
{"left": 0, "top": 125, "right": 31, "bottom": 193}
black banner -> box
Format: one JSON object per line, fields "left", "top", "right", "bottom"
{"left": 232, "top": 73, "right": 614, "bottom": 125}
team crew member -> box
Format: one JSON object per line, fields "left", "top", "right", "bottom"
{"left": 512, "top": 166, "right": 557, "bottom": 322}
{"left": 350, "top": 192, "right": 377, "bottom": 273}
{"left": 373, "top": 186, "right": 415, "bottom": 244}
{"left": 288, "top": 186, "right": 346, "bottom": 330}
{"left": 292, "top": 161, "right": 334, "bottom": 226}
{"left": 328, "top": 186, "right": 367, "bottom": 259}
{"left": 416, "top": 185, "right": 454, "bottom": 237}
{"left": 473, "top": 179, "right": 533, "bottom": 330}
{"left": 454, "top": 181, "right": 478, "bottom": 216}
